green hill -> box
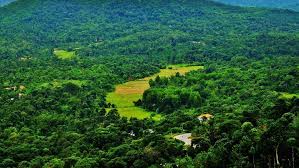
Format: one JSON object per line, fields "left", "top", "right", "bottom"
{"left": 0, "top": 0, "right": 298, "bottom": 167}
{"left": 0, "top": 0, "right": 298, "bottom": 61}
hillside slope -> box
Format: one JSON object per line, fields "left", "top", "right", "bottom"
{"left": 0, "top": 0, "right": 298, "bottom": 61}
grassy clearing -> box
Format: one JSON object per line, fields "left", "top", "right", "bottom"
{"left": 54, "top": 49, "right": 76, "bottom": 60}
{"left": 148, "top": 65, "right": 202, "bottom": 78}
{"left": 106, "top": 107, "right": 161, "bottom": 120}
{"left": 107, "top": 65, "right": 203, "bottom": 120}
{"left": 279, "top": 92, "right": 299, "bottom": 99}
{"left": 39, "top": 80, "right": 87, "bottom": 89}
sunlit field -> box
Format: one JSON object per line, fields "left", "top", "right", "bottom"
{"left": 107, "top": 65, "right": 203, "bottom": 120}
{"left": 54, "top": 49, "right": 76, "bottom": 60}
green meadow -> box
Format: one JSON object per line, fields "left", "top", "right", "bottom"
{"left": 106, "top": 65, "right": 203, "bottom": 120}
{"left": 53, "top": 49, "right": 76, "bottom": 60}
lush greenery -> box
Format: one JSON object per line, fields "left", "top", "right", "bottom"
{"left": 0, "top": 0, "right": 298, "bottom": 61}
{"left": 139, "top": 56, "right": 299, "bottom": 167}
{"left": 0, "top": 0, "right": 298, "bottom": 167}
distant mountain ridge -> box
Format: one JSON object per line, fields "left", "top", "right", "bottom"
{"left": 213, "top": 0, "right": 299, "bottom": 11}
{"left": 0, "top": 0, "right": 16, "bottom": 6}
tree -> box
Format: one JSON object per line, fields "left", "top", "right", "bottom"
{"left": 43, "top": 158, "right": 64, "bottom": 168}
{"left": 260, "top": 113, "right": 295, "bottom": 168}
{"left": 106, "top": 109, "right": 120, "bottom": 121}
{"left": 74, "top": 158, "right": 97, "bottom": 168}
{"left": 287, "top": 138, "right": 296, "bottom": 168}
{"left": 63, "top": 82, "right": 81, "bottom": 94}
{"left": 0, "top": 158, "right": 16, "bottom": 168}
{"left": 107, "top": 157, "right": 127, "bottom": 168}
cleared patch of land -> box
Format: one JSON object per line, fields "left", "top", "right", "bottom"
{"left": 279, "top": 92, "right": 299, "bottom": 99}
{"left": 53, "top": 49, "right": 76, "bottom": 60}
{"left": 38, "top": 80, "right": 87, "bottom": 89}
{"left": 106, "top": 64, "right": 203, "bottom": 120}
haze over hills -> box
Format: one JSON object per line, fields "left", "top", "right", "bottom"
{"left": 0, "top": 0, "right": 16, "bottom": 6}
{"left": 214, "top": 0, "right": 299, "bottom": 11}
{"left": 0, "top": 0, "right": 298, "bottom": 167}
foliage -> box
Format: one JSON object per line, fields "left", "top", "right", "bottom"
{"left": 0, "top": 0, "right": 298, "bottom": 167}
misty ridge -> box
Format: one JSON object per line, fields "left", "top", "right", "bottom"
{"left": 0, "top": 0, "right": 16, "bottom": 6}
{"left": 213, "top": 0, "right": 299, "bottom": 11}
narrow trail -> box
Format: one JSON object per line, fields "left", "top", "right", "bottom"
{"left": 106, "top": 65, "right": 203, "bottom": 120}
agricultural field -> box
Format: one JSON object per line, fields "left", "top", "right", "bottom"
{"left": 106, "top": 65, "right": 203, "bottom": 120}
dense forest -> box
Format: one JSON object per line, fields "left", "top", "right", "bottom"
{"left": 0, "top": 0, "right": 298, "bottom": 167}
{"left": 214, "top": 0, "right": 299, "bottom": 11}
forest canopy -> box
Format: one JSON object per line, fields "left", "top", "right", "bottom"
{"left": 0, "top": 0, "right": 298, "bottom": 167}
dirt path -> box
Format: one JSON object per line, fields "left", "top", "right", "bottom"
{"left": 106, "top": 65, "right": 203, "bottom": 120}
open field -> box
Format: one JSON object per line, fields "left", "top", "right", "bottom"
{"left": 279, "top": 92, "right": 299, "bottom": 99}
{"left": 53, "top": 49, "right": 76, "bottom": 60}
{"left": 145, "top": 64, "right": 202, "bottom": 79}
{"left": 106, "top": 65, "right": 203, "bottom": 120}
{"left": 38, "top": 80, "right": 87, "bottom": 89}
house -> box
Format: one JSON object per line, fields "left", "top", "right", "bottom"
{"left": 4, "top": 85, "right": 26, "bottom": 91}
{"left": 18, "top": 93, "right": 24, "bottom": 98}
{"left": 143, "top": 129, "right": 155, "bottom": 134}
{"left": 128, "top": 130, "right": 135, "bottom": 137}
{"left": 5, "top": 86, "right": 17, "bottom": 91}
{"left": 197, "top": 113, "right": 213, "bottom": 122}
{"left": 19, "top": 85, "right": 26, "bottom": 91}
